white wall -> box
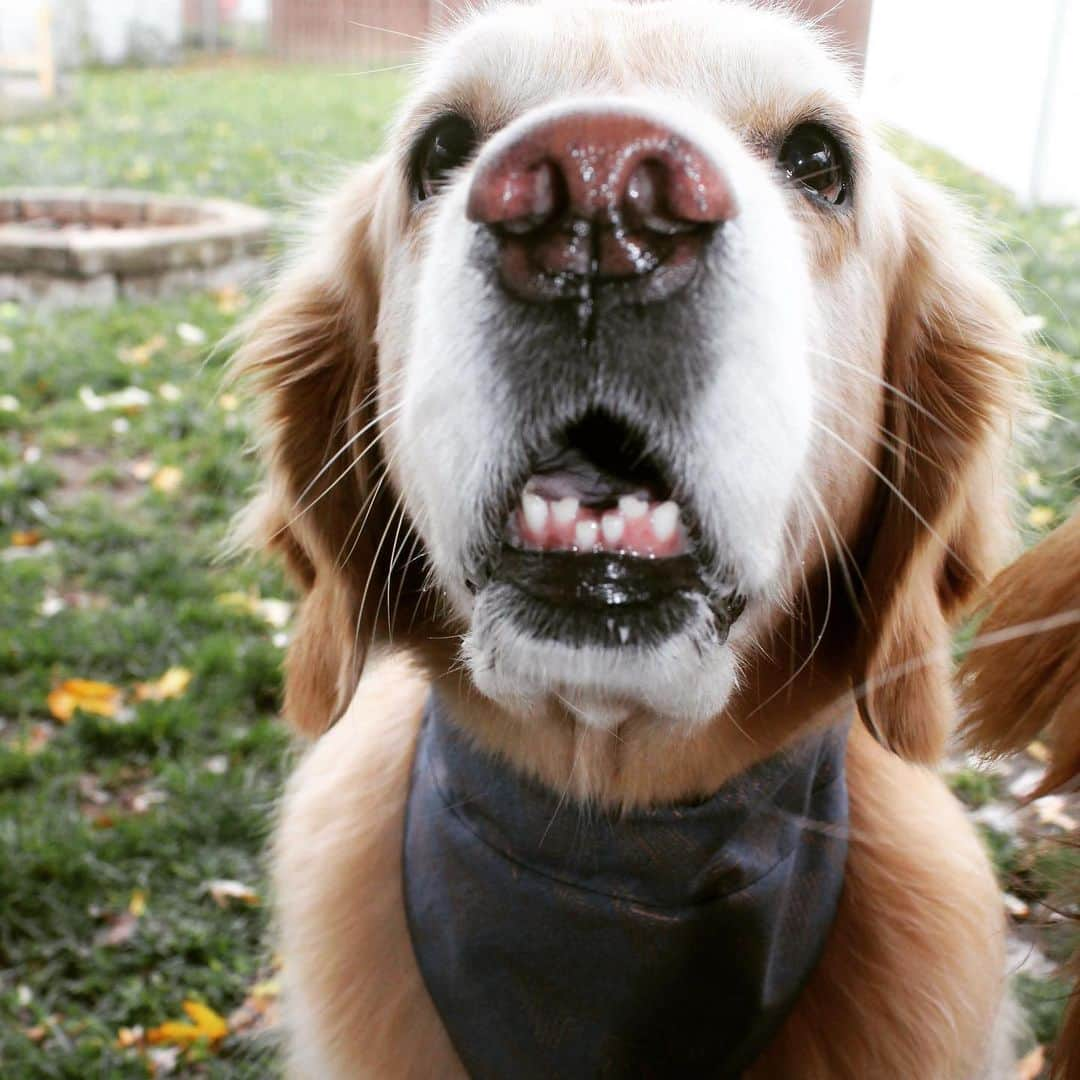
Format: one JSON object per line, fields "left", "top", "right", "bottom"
{"left": 1, "top": 2, "right": 182, "bottom": 69}
{"left": 78, "top": 0, "right": 183, "bottom": 65}
{"left": 864, "top": 0, "right": 1080, "bottom": 206}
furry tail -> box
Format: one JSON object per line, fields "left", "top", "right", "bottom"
{"left": 956, "top": 513, "right": 1079, "bottom": 1077}
{"left": 957, "top": 513, "right": 1080, "bottom": 795}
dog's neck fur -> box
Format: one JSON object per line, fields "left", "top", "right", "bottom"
{"left": 428, "top": 659, "right": 855, "bottom": 811}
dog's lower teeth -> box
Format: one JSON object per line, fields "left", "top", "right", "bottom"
{"left": 511, "top": 490, "right": 689, "bottom": 558}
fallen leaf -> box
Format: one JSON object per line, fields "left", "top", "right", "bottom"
{"left": 1026, "top": 741, "right": 1050, "bottom": 764}
{"left": 115, "top": 1025, "right": 143, "bottom": 1049}
{"left": 135, "top": 667, "right": 193, "bottom": 702}
{"left": 10, "top": 529, "right": 43, "bottom": 547}
{"left": 151, "top": 466, "right": 184, "bottom": 494}
{"left": 147, "top": 1000, "right": 228, "bottom": 1049}
{"left": 129, "top": 888, "right": 148, "bottom": 917}
{"left": 110, "top": 387, "right": 153, "bottom": 412}
{"left": 176, "top": 322, "right": 207, "bottom": 346}
{"left": 95, "top": 911, "right": 139, "bottom": 948}
{"left": 1016, "top": 1044, "right": 1045, "bottom": 1080}
{"left": 47, "top": 679, "right": 123, "bottom": 723}
{"left": 214, "top": 591, "right": 292, "bottom": 627}
{"left": 1026, "top": 505, "right": 1055, "bottom": 529}
{"left": 21, "top": 724, "right": 54, "bottom": 754}
{"left": 228, "top": 968, "right": 282, "bottom": 1038}
{"left": 118, "top": 334, "right": 166, "bottom": 366}
{"left": 204, "top": 879, "right": 260, "bottom": 908}
{"left": 1034, "top": 794, "right": 1077, "bottom": 832}
{"left": 24, "top": 1024, "right": 47, "bottom": 1043}
{"left": 80, "top": 385, "right": 153, "bottom": 413}
{"left": 1003, "top": 893, "right": 1030, "bottom": 919}
{"left": 213, "top": 285, "right": 247, "bottom": 315}
{"left": 215, "top": 591, "right": 259, "bottom": 617}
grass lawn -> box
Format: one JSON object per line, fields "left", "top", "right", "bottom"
{"left": 1, "top": 65, "right": 1077, "bottom": 1077}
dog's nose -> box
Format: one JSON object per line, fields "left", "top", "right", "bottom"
{"left": 467, "top": 108, "right": 734, "bottom": 304}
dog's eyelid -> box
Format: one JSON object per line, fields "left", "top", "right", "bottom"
{"left": 406, "top": 109, "right": 482, "bottom": 204}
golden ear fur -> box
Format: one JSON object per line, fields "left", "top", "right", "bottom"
{"left": 231, "top": 160, "right": 393, "bottom": 736}
{"left": 854, "top": 170, "right": 1027, "bottom": 763}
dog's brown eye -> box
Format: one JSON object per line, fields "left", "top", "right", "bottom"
{"left": 778, "top": 125, "right": 848, "bottom": 206}
{"left": 416, "top": 114, "right": 478, "bottom": 201}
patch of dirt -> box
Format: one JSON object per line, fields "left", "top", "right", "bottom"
{"left": 51, "top": 448, "right": 143, "bottom": 508}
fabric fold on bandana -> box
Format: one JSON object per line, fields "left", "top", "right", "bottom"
{"left": 404, "top": 694, "right": 850, "bottom": 1079}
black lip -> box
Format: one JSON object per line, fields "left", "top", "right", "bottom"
{"left": 489, "top": 547, "right": 745, "bottom": 649}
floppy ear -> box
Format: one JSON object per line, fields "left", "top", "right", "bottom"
{"left": 853, "top": 170, "right": 1027, "bottom": 763}
{"left": 956, "top": 512, "right": 1080, "bottom": 795}
{"left": 232, "top": 160, "right": 400, "bottom": 736}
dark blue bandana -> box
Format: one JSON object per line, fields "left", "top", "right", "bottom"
{"left": 404, "top": 694, "right": 849, "bottom": 1079}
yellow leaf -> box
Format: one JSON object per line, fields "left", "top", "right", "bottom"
{"left": 1026, "top": 740, "right": 1050, "bottom": 763}
{"left": 118, "top": 334, "right": 166, "bottom": 367}
{"left": 1026, "top": 505, "right": 1055, "bottom": 529}
{"left": 213, "top": 286, "right": 247, "bottom": 315}
{"left": 146, "top": 1020, "right": 201, "bottom": 1047}
{"left": 135, "top": 667, "right": 193, "bottom": 703}
{"left": 182, "top": 1001, "right": 228, "bottom": 1042}
{"left": 151, "top": 466, "right": 184, "bottom": 494}
{"left": 47, "top": 679, "right": 122, "bottom": 723}
{"left": 147, "top": 1000, "right": 228, "bottom": 1048}
{"left": 10, "top": 529, "right": 43, "bottom": 547}
{"left": 215, "top": 591, "right": 260, "bottom": 616}
{"left": 128, "top": 889, "right": 148, "bottom": 917}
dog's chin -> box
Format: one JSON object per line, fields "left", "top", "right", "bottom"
{"left": 461, "top": 551, "right": 747, "bottom": 728}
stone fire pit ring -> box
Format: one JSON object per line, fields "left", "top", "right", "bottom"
{"left": 0, "top": 188, "right": 274, "bottom": 308}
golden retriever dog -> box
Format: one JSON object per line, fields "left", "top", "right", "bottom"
{"left": 233, "top": 1, "right": 1039, "bottom": 1075}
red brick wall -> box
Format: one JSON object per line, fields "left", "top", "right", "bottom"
{"left": 271, "top": 0, "right": 468, "bottom": 61}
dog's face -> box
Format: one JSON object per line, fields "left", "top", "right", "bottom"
{"left": 239, "top": 0, "right": 1023, "bottom": 760}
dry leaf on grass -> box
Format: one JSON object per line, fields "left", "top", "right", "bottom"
{"left": 215, "top": 591, "right": 293, "bottom": 628}
{"left": 176, "top": 322, "right": 207, "bottom": 346}
{"left": 10, "top": 529, "right": 43, "bottom": 548}
{"left": 134, "top": 667, "right": 193, "bottom": 703}
{"left": 147, "top": 1000, "right": 228, "bottom": 1049}
{"left": 118, "top": 334, "right": 167, "bottom": 367}
{"left": 228, "top": 971, "right": 282, "bottom": 1039}
{"left": 47, "top": 679, "right": 123, "bottom": 723}
{"left": 151, "top": 466, "right": 184, "bottom": 494}
{"left": 115, "top": 1025, "right": 143, "bottom": 1049}
{"left": 95, "top": 911, "right": 140, "bottom": 948}
{"left": 213, "top": 285, "right": 247, "bottom": 314}
{"left": 203, "top": 879, "right": 260, "bottom": 908}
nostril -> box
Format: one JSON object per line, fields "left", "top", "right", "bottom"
{"left": 625, "top": 161, "right": 700, "bottom": 237}
{"left": 497, "top": 160, "right": 565, "bottom": 236}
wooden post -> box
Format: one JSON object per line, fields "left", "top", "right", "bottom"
{"left": 38, "top": 3, "right": 56, "bottom": 99}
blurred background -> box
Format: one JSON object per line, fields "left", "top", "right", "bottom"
{"left": 1, "top": 2, "right": 1076, "bottom": 1076}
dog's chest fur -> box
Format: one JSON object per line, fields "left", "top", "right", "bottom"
{"left": 403, "top": 696, "right": 849, "bottom": 1078}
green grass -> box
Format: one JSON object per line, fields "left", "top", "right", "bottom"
{"left": 0, "top": 66, "right": 1077, "bottom": 1075}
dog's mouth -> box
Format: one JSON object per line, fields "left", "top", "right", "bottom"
{"left": 484, "top": 411, "right": 745, "bottom": 648}
{"left": 506, "top": 410, "right": 689, "bottom": 558}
